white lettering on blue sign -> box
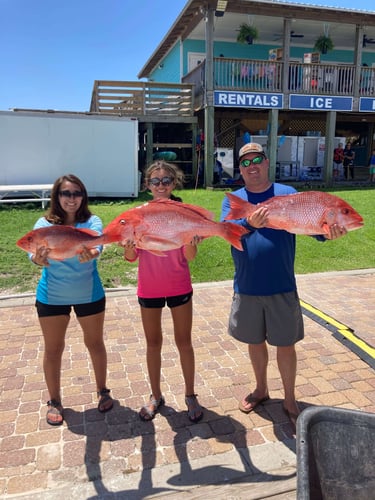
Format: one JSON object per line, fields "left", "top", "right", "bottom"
{"left": 214, "top": 91, "right": 283, "bottom": 108}
{"left": 290, "top": 94, "right": 352, "bottom": 111}
{"left": 359, "top": 97, "right": 375, "bottom": 112}
{"left": 310, "top": 97, "right": 333, "bottom": 108}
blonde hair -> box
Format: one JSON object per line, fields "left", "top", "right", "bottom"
{"left": 143, "top": 160, "right": 184, "bottom": 190}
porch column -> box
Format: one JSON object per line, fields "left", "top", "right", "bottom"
{"left": 324, "top": 111, "right": 336, "bottom": 187}
{"left": 282, "top": 18, "right": 291, "bottom": 93}
{"left": 353, "top": 25, "right": 364, "bottom": 96}
{"left": 268, "top": 109, "right": 279, "bottom": 181}
{"left": 146, "top": 122, "right": 153, "bottom": 168}
{"left": 204, "top": 6, "right": 215, "bottom": 188}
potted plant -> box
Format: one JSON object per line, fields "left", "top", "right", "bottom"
{"left": 314, "top": 35, "right": 334, "bottom": 54}
{"left": 237, "top": 23, "right": 259, "bottom": 45}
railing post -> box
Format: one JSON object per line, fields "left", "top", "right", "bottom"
{"left": 204, "top": 7, "right": 215, "bottom": 188}
{"left": 324, "top": 111, "right": 336, "bottom": 187}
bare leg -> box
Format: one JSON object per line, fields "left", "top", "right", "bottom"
{"left": 39, "top": 315, "right": 69, "bottom": 403}
{"left": 240, "top": 342, "right": 269, "bottom": 411}
{"left": 140, "top": 306, "right": 163, "bottom": 402}
{"left": 78, "top": 311, "right": 107, "bottom": 391}
{"left": 170, "top": 299, "right": 195, "bottom": 395}
{"left": 171, "top": 299, "right": 202, "bottom": 421}
{"left": 39, "top": 315, "right": 69, "bottom": 424}
{"left": 277, "top": 344, "right": 300, "bottom": 419}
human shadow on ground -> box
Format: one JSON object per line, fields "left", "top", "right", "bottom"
{"left": 161, "top": 402, "right": 297, "bottom": 489}
{"left": 64, "top": 398, "right": 301, "bottom": 499}
{"left": 64, "top": 400, "right": 180, "bottom": 500}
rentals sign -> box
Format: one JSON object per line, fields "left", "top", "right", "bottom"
{"left": 214, "top": 91, "right": 283, "bottom": 108}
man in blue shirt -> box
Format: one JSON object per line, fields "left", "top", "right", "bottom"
{"left": 221, "top": 142, "right": 346, "bottom": 433}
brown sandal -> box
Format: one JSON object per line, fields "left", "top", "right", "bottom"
{"left": 46, "top": 399, "right": 64, "bottom": 426}
{"left": 97, "top": 388, "right": 113, "bottom": 413}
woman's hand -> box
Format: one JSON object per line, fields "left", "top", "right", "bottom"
{"left": 32, "top": 246, "right": 50, "bottom": 267}
{"left": 78, "top": 246, "right": 100, "bottom": 262}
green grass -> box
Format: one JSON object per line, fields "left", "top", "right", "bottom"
{"left": 1, "top": 186, "right": 374, "bottom": 295}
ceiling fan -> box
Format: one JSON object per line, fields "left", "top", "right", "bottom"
{"left": 273, "top": 31, "right": 304, "bottom": 41}
{"left": 363, "top": 34, "right": 375, "bottom": 47}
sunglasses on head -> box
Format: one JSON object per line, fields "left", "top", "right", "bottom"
{"left": 148, "top": 176, "right": 174, "bottom": 187}
{"left": 59, "top": 190, "right": 84, "bottom": 199}
{"left": 240, "top": 155, "right": 265, "bottom": 167}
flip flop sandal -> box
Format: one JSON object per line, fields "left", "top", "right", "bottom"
{"left": 139, "top": 395, "right": 165, "bottom": 421}
{"left": 238, "top": 393, "right": 270, "bottom": 414}
{"left": 185, "top": 394, "right": 203, "bottom": 423}
{"left": 46, "top": 399, "right": 64, "bottom": 426}
{"left": 97, "top": 388, "right": 113, "bottom": 413}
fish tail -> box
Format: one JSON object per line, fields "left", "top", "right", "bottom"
{"left": 221, "top": 222, "right": 248, "bottom": 251}
{"left": 225, "top": 193, "right": 255, "bottom": 220}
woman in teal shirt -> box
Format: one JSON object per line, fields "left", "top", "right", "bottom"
{"left": 30, "top": 174, "right": 113, "bottom": 425}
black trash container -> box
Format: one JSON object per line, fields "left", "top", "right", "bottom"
{"left": 296, "top": 406, "right": 375, "bottom": 500}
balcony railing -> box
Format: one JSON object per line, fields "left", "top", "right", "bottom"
{"left": 90, "top": 81, "right": 195, "bottom": 117}
{"left": 183, "top": 57, "right": 375, "bottom": 98}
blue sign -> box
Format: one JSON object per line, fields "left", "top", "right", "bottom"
{"left": 214, "top": 91, "right": 283, "bottom": 108}
{"left": 359, "top": 98, "right": 375, "bottom": 112}
{"left": 289, "top": 94, "right": 353, "bottom": 111}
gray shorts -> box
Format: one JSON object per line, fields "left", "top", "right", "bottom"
{"left": 228, "top": 292, "right": 304, "bottom": 347}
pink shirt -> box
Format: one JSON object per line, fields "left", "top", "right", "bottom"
{"left": 134, "top": 247, "right": 193, "bottom": 298}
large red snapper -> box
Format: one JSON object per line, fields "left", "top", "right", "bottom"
{"left": 16, "top": 225, "right": 106, "bottom": 260}
{"left": 103, "top": 198, "right": 249, "bottom": 253}
{"left": 225, "top": 191, "right": 363, "bottom": 236}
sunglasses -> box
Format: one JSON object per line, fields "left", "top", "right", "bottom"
{"left": 59, "top": 190, "right": 84, "bottom": 199}
{"left": 240, "top": 155, "right": 265, "bottom": 167}
{"left": 148, "top": 176, "right": 174, "bottom": 187}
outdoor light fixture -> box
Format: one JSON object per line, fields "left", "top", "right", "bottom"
{"left": 363, "top": 34, "right": 375, "bottom": 47}
{"left": 215, "top": 0, "right": 227, "bottom": 17}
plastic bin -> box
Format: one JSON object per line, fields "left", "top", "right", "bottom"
{"left": 297, "top": 406, "right": 375, "bottom": 499}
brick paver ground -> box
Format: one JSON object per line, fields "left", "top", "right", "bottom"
{"left": 0, "top": 269, "right": 374, "bottom": 498}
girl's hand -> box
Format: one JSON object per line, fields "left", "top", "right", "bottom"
{"left": 190, "top": 235, "right": 203, "bottom": 246}
{"left": 123, "top": 239, "right": 137, "bottom": 261}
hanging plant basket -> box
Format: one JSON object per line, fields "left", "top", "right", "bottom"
{"left": 237, "top": 23, "right": 259, "bottom": 45}
{"left": 314, "top": 35, "right": 334, "bottom": 54}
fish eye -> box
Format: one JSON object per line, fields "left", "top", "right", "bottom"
{"left": 119, "top": 219, "right": 126, "bottom": 225}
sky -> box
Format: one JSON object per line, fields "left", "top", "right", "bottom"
{"left": 0, "top": 0, "right": 373, "bottom": 112}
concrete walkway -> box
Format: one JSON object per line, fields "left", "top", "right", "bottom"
{"left": 0, "top": 270, "right": 374, "bottom": 499}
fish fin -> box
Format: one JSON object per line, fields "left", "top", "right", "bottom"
{"left": 75, "top": 228, "right": 100, "bottom": 237}
{"left": 225, "top": 193, "right": 255, "bottom": 220}
{"left": 151, "top": 198, "right": 215, "bottom": 220}
{"left": 221, "top": 222, "right": 249, "bottom": 251}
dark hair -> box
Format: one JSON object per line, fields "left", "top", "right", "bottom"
{"left": 46, "top": 174, "right": 92, "bottom": 224}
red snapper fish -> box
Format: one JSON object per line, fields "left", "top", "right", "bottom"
{"left": 225, "top": 191, "right": 363, "bottom": 235}
{"left": 103, "top": 198, "right": 249, "bottom": 253}
{"left": 16, "top": 225, "right": 106, "bottom": 260}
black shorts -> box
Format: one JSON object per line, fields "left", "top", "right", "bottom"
{"left": 138, "top": 291, "right": 193, "bottom": 309}
{"left": 35, "top": 297, "right": 106, "bottom": 318}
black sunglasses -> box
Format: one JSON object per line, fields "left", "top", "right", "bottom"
{"left": 59, "top": 190, "right": 84, "bottom": 199}
{"left": 148, "top": 176, "right": 174, "bottom": 187}
{"left": 240, "top": 155, "right": 265, "bottom": 167}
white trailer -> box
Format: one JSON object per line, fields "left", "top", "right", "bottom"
{"left": 0, "top": 110, "right": 139, "bottom": 198}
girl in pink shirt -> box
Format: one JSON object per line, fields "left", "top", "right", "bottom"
{"left": 123, "top": 161, "right": 203, "bottom": 423}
